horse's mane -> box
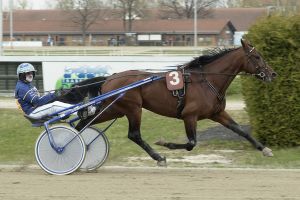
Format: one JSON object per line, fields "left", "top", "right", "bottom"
{"left": 185, "top": 47, "right": 239, "bottom": 69}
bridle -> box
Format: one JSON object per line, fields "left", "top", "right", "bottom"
{"left": 185, "top": 46, "right": 271, "bottom": 113}
{"left": 245, "top": 46, "right": 268, "bottom": 80}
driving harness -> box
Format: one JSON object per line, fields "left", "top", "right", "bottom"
{"left": 171, "top": 67, "right": 191, "bottom": 119}
{"left": 172, "top": 67, "right": 227, "bottom": 119}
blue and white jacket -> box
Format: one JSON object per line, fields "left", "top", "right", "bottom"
{"left": 15, "top": 80, "right": 56, "bottom": 115}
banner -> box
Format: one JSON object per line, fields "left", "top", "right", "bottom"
{"left": 42, "top": 56, "right": 191, "bottom": 91}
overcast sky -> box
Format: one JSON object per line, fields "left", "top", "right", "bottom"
{"left": 2, "top": 0, "right": 52, "bottom": 10}
{"left": 2, "top": 0, "right": 230, "bottom": 10}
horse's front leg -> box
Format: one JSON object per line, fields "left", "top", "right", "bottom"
{"left": 211, "top": 110, "right": 273, "bottom": 157}
{"left": 155, "top": 116, "right": 197, "bottom": 151}
{"left": 127, "top": 109, "right": 167, "bottom": 166}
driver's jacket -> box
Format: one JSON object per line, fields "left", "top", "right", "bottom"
{"left": 15, "top": 80, "right": 56, "bottom": 115}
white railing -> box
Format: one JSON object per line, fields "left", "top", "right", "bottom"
{"left": 2, "top": 46, "right": 223, "bottom": 56}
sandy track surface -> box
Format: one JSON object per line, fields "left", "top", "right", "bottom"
{"left": 0, "top": 167, "right": 299, "bottom": 200}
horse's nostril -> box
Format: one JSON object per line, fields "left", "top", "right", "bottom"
{"left": 271, "top": 72, "right": 277, "bottom": 78}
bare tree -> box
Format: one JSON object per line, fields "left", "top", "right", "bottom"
{"left": 15, "top": 0, "right": 31, "bottom": 9}
{"left": 56, "top": 0, "right": 105, "bottom": 45}
{"left": 229, "top": 0, "right": 266, "bottom": 7}
{"left": 112, "top": 0, "right": 148, "bottom": 32}
{"left": 45, "top": 0, "right": 57, "bottom": 9}
{"left": 159, "top": 0, "right": 219, "bottom": 19}
{"left": 227, "top": 0, "right": 300, "bottom": 13}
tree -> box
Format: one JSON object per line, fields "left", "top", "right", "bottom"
{"left": 45, "top": 0, "right": 57, "bottom": 9}
{"left": 227, "top": 0, "right": 265, "bottom": 7}
{"left": 112, "top": 0, "right": 148, "bottom": 32}
{"left": 227, "top": 0, "right": 300, "bottom": 13}
{"left": 242, "top": 15, "right": 300, "bottom": 147}
{"left": 158, "top": 0, "right": 219, "bottom": 19}
{"left": 56, "top": 0, "right": 105, "bottom": 45}
{"left": 15, "top": 0, "right": 31, "bottom": 9}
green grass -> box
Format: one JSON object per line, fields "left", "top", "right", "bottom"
{"left": 193, "top": 140, "right": 300, "bottom": 169}
{"left": 0, "top": 96, "right": 13, "bottom": 100}
{"left": 0, "top": 108, "right": 299, "bottom": 169}
{"left": 0, "top": 110, "right": 41, "bottom": 164}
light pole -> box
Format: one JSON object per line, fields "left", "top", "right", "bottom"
{"left": 9, "top": 0, "right": 13, "bottom": 42}
{"left": 0, "top": 0, "right": 3, "bottom": 56}
{"left": 194, "top": 0, "right": 197, "bottom": 47}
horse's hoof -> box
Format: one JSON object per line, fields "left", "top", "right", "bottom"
{"left": 262, "top": 147, "right": 273, "bottom": 157}
{"left": 157, "top": 157, "right": 167, "bottom": 167}
{"left": 155, "top": 140, "right": 165, "bottom": 146}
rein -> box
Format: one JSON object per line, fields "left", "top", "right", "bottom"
{"left": 187, "top": 71, "right": 258, "bottom": 77}
{"left": 42, "top": 70, "right": 256, "bottom": 94}
{"left": 40, "top": 79, "right": 107, "bottom": 94}
{"left": 41, "top": 64, "right": 262, "bottom": 95}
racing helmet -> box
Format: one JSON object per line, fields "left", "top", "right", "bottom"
{"left": 17, "top": 63, "right": 37, "bottom": 80}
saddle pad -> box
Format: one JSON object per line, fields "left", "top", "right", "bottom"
{"left": 166, "top": 71, "right": 184, "bottom": 91}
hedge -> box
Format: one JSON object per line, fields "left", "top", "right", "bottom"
{"left": 241, "top": 14, "right": 300, "bottom": 147}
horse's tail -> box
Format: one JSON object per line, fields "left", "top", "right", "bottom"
{"left": 83, "top": 76, "right": 107, "bottom": 98}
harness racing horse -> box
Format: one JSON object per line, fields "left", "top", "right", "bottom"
{"left": 65, "top": 39, "right": 277, "bottom": 166}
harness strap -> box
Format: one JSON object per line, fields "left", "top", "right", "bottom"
{"left": 172, "top": 70, "right": 191, "bottom": 118}
{"left": 204, "top": 79, "right": 224, "bottom": 102}
{"left": 202, "top": 78, "right": 225, "bottom": 114}
{"left": 173, "top": 90, "right": 185, "bottom": 119}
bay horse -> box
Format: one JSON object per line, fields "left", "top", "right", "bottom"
{"left": 63, "top": 39, "right": 277, "bottom": 166}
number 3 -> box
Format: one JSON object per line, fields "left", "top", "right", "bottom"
{"left": 169, "top": 71, "right": 180, "bottom": 86}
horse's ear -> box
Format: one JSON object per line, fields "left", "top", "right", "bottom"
{"left": 241, "top": 39, "right": 249, "bottom": 50}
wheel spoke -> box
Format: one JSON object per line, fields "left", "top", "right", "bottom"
{"left": 35, "top": 126, "right": 86, "bottom": 175}
{"left": 79, "top": 127, "right": 109, "bottom": 171}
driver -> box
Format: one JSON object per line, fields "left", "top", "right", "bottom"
{"left": 15, "top": 63, "right": 96, "bottom": 119}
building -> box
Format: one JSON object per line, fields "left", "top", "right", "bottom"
{"left": 208, "top": 8, "right": 267, "bottom": 45}
{"left": 2, "top": 10, "right": 236, "bottom": 46}
{"left": 0, "top": 8, "right": 268, "bottom": 93}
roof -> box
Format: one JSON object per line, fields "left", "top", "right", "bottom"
{"left": 208, "top": 8, "right": 267, "bottom": 31}
{"left": 3, "top": 10, "right": 236, "bottom": 35}
{"left": 130, "top": 19, "right": 235, "bottom": 34}
{"left": 130, "top": 8, "right": 268, "bottom": 31}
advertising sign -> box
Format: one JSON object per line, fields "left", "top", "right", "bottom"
{"left": 42, "top": 57, "right": 191, "bottom": 91}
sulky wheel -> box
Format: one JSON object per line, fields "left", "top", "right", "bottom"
{"left": 79, "top": 127, "right": 110, "bottom": 171}
{"left": 35, "top": 125, "right": 86, "bottom": 175}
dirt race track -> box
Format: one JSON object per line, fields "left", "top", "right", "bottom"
{"left": 0, "top": 167, "right": 299, "bottom": 200}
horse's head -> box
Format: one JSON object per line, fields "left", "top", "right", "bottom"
{"left": 241, "top": 39, "right": 277, "bottom": 82}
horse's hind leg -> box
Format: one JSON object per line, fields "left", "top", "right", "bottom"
{"left": 127, "top": 109, "right": 166, "bottom": 166}
{"left": 211, "top": 110, "right": 273, "bottom": 157}
{"left": 155, "top": 116, "right": 197, "bottom": 151}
